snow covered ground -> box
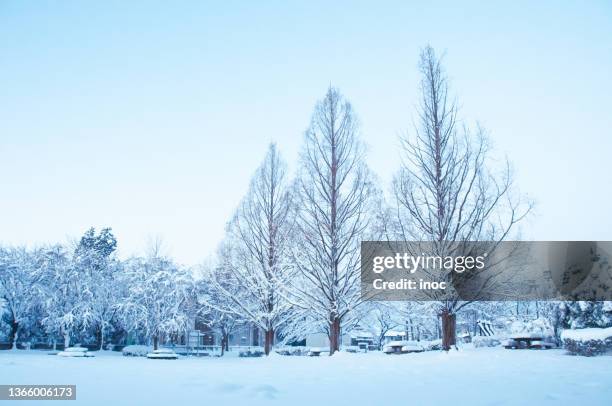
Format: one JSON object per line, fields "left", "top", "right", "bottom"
{"left": 1, "top": 347, "right": 611, "bottom": 405}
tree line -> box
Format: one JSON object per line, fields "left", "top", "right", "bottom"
{"left": 8, "top": 46, "right": 603, "bottom": 355}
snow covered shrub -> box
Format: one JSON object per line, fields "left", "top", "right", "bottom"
{"left": 122, "top": 345, "right": 151, "bottom": 357}
{"left": 239, "top": 349, "right": 265, "bottom": 357}
{"left": 562, "top": 339, "right": 610, "bottom": 356}
{"left": 423, "top": 339, "right": 442, "bottom": 351}
{"left": 472, "top": 336, "right": 501, "bottom": 348}
{"left": 562, "top": 327, "right": 612, "bottom": 356}
{"left": 275, "top": 347, "right": 308, "bottom": 356}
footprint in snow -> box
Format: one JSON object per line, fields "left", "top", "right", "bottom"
{"left": 251, "top": 384, "right": 279, "bottom": 399}
{"left": 215, "top": 383, "right": 244, "bottom": 393}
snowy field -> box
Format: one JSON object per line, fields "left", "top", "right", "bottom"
{"left": 1, "top": 348, "right": 611, "bottom": 405}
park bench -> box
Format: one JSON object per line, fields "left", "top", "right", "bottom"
{"left": 58, "top": 347, "right": 95, "bottom": 357}
{"left": 504, "top": 336, "right": 555, "bottom": 349}
{"left": 147, "top": 349, "right": 178, "bottom": 359}
{"left": 308, "top": 347, "right": 329, "bottom": 356}
{"left": 383, "top": 341, "right": 424, "bottom": 354}
{"left": 529, "top": 340, "right": 555, "bottom": 349}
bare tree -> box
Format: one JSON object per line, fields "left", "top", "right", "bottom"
{"left": 194, "top": 277, "right": 242, "bottom": 356}
{"left": 289, "top": 87, "right": 377, "bottom": 355}
{"left": 360, "top": 302, "right": 403, "bottom": 349}
{"left": 392, "top": 46, "right": 531, "bottom": 350}
{"left": 208, "top": 143, "right": 295, "bottom": 355}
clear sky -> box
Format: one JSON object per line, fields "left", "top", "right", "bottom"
{"left": 1, "top": 1, "right": 611, "bottom": 265}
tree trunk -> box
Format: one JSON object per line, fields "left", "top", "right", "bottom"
{"left": 329, "top": 316, "right": 341, "bottom": 355}
{"left": 9, "top": 320, "right": 18, "bottom": 350}
{"left": 440, "top": 310, "right": 457, "bottom": 351}
{"left": 99, "top": 325, "right": 105, "bottom": 351}
{"left": 153, "top": 335, "right": 159, "bottom": 351}
{"left": 220, "top": 335, "right": 226, "bottom": 356}
{"left": 264, "top": 328, "right": 274, "bottom": 355}
{"left": 63, "top": 331, "right": 70, "bottom": 349}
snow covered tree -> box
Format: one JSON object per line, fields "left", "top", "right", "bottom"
{"left": 117, "top": 255, "right": 192, "bottom": 350}
{"left": 73, "top": 227, "right": 122, "bottom": 349}
{"left": 289, "top": 87, "right": 378, "bottom": 355}
{"left": 0, "top": 298, "right": 6, "bottom": 340}
{"left": 0, "top": 247, "right": 43, "bottom": 349}
{"left": 39, "top": 245, "right": 89, "bottom": 349}
{"left": 75, "top": 227, "right": 117, "bottom": 261}
{"left": 561, "top": 301, "right": 612, "bottom": 329}
{"left": 392, "top": 46, "right": 531, "bottom": 350}
{"left": 207, "top": 143, "right": 295, "bottom": 355}
{"left": 38, "top": 229, "right": 120, "bottom": 349}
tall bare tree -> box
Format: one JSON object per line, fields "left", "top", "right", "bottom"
{"left": 208, "top": 143, "right": 294, "bottom": 355}
{"left": 393, "top": 46, "right": 531, "bottom": 350}
{"left": 194, "top": 274, "right": 243, "bottom": 356}
{"left": 290, "top": 87, "right": 376, "bottom": 355}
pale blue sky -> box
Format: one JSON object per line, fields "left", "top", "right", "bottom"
{"left": 1, "top": 1, "right": 611, "bottom": 264}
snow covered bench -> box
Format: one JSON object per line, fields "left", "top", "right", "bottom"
{"left": 58, "top": 347, "right": 95, "bottom": 357}
{"left": 122, "top": 345, "right": 151, "bottom": 357}
{"left": 504, "top": 336, "right": 555, "bottom": 349}
{"left": 505, "top": 333, "right": 545, "bottom": 349}
{"left": 307, "top": 347, "right": 330, "bottom": 356}
{"left": 529, "top": 340, "right": 555, "bottom": 349}
{"left": 146, "top": 349, "right": 178, "bottom": 359}
{"left": 383, "top": 341, "right": 424, "bottom": 354}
